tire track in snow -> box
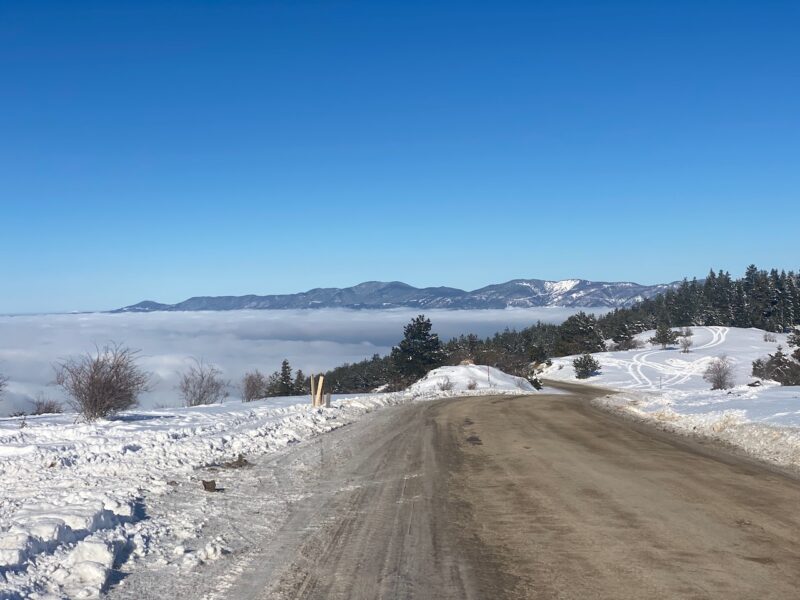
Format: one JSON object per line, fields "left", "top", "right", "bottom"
{"left": 644, "top": 327, "right": 730, "bottom": 389}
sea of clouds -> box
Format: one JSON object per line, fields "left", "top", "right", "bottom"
{"left": 0, "top": 307, "right": 600, "bottom": 414}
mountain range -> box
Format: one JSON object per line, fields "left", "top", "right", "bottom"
{"left": 113, "top": 279, "right": 676, "bottom": 312}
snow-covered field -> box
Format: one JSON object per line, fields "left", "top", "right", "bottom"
{"left": 543, "top": 326, "right": 800, "bottom": 469}
{"left": 0, "top": 366, "right": 536, "bottom": 599}
{"left": 0, "top": 308, "right": 589, "bottom": 416}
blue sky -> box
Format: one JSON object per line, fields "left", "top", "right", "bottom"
{"left": 1, "top": 1, "right": 798, "bottom": 313}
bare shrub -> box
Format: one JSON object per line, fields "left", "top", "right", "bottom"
{"left": 437, "top": 376, "right": 454, "bottom": 391}
{"left": 55, "top": 344, "right": 150, "bottom": 420}
{"left": 680, "top": 327, "right": 693, "bottom": 338}
{"left": 241, "top": 369, "right": 268, "bottom": 402}
{"left": 763, "top": 332, "right": 778, "bottom": 343}
{"left": 179, "top": 359, "right": 228, "bottom": 407}
{"left": 466, "top": 378, "right": 478, "bottom": 390}
{"left": 0, "top": 372, "right": 7, "bottom": 397}
{"left": 703, "top": 356, "right": 734, "bottom": 390}
{"left": 30, "top": 393, "right": 62, "bottom": 415}
{"left": 679, "top": 337, "right": 693, "bottom": 354}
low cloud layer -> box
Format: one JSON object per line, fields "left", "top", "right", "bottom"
{"left": 0, "top": 307, "right": 596, "bottom": 414}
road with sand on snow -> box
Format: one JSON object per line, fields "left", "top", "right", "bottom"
{"left": 114, "top": 382, "right": 800, "bottom": 599}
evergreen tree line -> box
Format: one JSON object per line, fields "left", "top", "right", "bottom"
{"left": 322, "top": 265, "right": 800, "bottom": 393}
{"left": 599, "top": 265, "right": 800, "bottom": 337}
{"left": 241, "top": 358, "right": 309, "bottom": 401}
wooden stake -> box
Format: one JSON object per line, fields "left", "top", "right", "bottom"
{"left": 310, "top": 374, "right": 317, "bottom": 406}
{"left": 315, "top": 375, "right": 325, "bottom": 407}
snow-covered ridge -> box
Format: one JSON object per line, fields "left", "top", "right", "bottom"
{"left": 543, "top": 327, "right": 800, "bottom": 470}
{"left": 115, "top": 278, "right": 676, "bottom": 313}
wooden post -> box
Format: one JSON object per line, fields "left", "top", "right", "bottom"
{"left": 324, "top": 393, "right": 331, "bottom": 408}
{"left": 310, "top": 374, "right": 317, "bottom": 406}
{"left": 315, "top": 376, "right": 325, "bottom": 407}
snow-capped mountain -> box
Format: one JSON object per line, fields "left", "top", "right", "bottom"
{"left": 113, "top": 279, "right": 676, "bottom": 312}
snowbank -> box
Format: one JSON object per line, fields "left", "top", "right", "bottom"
{"left": 408, "top": 364, "right": 537, "bottom": 394}
{"left": 0, "top": 393, "right": 409, "bottom": 598}
{"left": 0, "top": 366, "right": 537, "bottom": 599}
{"left": 543, "top": 326, "right": 800, "bottom": 469}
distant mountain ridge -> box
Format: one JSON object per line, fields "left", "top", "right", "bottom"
{"left": 113, "top": 279, "right": 677, "bottom": 313}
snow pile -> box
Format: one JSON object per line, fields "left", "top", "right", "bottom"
{"left": 543, "top": 326, "right": 800, "bottom": 469}
{"left": 408, "top": 364, "right": 537, "bottom": 394}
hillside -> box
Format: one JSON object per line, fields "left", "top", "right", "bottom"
{"left": 543, "top": 326, "right": 800, "bottom": 468}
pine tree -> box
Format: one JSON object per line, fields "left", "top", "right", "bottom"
{"left": 573, "top": 354, "right": 601, "bottom": 379}
{"left": 612, "top": 322, "right": 635, "bottom": 350}
{"left": 555, "top": 312, "right": 605, "bottom": 355}
{"left": 293, "top": 369, "right": 308, "bottom": 395}
{"left": 649, "top": 324, "right": 679, "bottom": 349}
{"left": 265, "top": 371, "right": 282, "bottom": 397}
{"left": 390, "top": 315, "right": 445, "bottom": 384}
{"left": 787, "top": 329, "right": 800, "bottom": 362}
{"left": 280, "top": 359, "right": 294, "bottom": 395}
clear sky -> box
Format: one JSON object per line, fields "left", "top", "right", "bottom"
{"left": 2, "top": 1, "right": 798, "bottom": 313}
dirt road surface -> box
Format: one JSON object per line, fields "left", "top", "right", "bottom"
{"left": 256, "top": 388, "right": 800, "bottom": 599}
{"left": 112, "top": 386, "right": 800, "bottom": 599}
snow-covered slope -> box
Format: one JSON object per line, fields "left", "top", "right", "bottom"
{"left": 543, "top": 327, "right": 800, "bottom": 468}
{"left": 408, "top": 364, "right": 537, "bottom": 394}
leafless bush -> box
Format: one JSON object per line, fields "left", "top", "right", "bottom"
{"left": 466, "top": 378, "right": 478, "bottom": 390}
{"left": 0, "top": 372, "right": 7, "bottom": 398}
{"left": 679, "top": 337, "right": 693, "bottom": 354}
{"left": 30, "top": 393, "right": 63, "bottom": 415}
{"left": 179, "top": 359, "right": 228, "bottom": 407}
{"left": 241, "top": 369, "right": 267, "bottom": 402}
{"left": 680, "top": 327, "right": 693, "bottom": 338}
{"left": 703, "top": 356, "right": 734, "bottom": 390}
{"left": 437, "top": 376, "right": 453, "bottom": 391}
{"left": 54, "top": 344, "right": 150, "bottom": 420}
{"left": 763, "top": 332, "right": 778, "bottom": 343}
